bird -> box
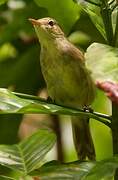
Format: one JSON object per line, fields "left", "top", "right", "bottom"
{"left": 29, "top": 17, "right": 96, "bottom": 160}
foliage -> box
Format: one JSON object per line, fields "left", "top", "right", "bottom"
{"left": 0, "top": 88, "right": 111, "bottom": 125}
{"left": 86, "top": 42, "right": 118, "bottom": 82}
{"left": 0, "top": 129, "right": 117, "bottom": 179}
{"left": 0, "top": 129, "right": 56, "bottom": 179}
{"left": 0, "top": 0, "right": 118, "bottom": 179}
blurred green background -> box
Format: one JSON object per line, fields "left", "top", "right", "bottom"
{"left": 0, "top": 0, "right": 112, "bottom": 163}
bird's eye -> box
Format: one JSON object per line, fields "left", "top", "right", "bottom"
{"left": 48, "top": 20, "right": 55, "bottom": 26}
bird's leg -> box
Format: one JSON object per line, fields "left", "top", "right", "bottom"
{"left": 80, "top": 105, "right": 95, "bottom": 160}
{"left": 83, "top": 106, "right": 93, "bottom": 123}
{"left": 47, "top": 96, "right": 64, "bottom": 161}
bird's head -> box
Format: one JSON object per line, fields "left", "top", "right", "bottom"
{"left": 29, "top": 17, "right": 64, "bottom": 46}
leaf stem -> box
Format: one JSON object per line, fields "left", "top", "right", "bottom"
{"left": 112, "top": 8, "right": 118, "bottom": 46}
{"left": 100, "top": 0, "right": 114, "bottom": 45}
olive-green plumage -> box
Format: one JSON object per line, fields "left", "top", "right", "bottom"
{"left": 29, "top": 17, "right": 96, "bottom": 160}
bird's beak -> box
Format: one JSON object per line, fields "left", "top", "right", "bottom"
{"left": 28, "top": 18, "right": 41, "bottom": 26}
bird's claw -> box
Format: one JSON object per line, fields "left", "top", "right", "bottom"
{"left": 83, "top": 106, "right": 93, "bottom": 113}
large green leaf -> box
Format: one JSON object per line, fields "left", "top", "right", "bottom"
{"left": 0, "top": 88, "right": 111, "bottom": 125}
{"left": 32, "top": 156, "right": 118, "bottom": 179}
{"left": 33, "top": 0, "right": 80, "bottom": 34}
{"left": 34, "top": 161, "right": 95, "bottom": 180}
{"left": 79, "top": 2, "right": 106, "bottom": 40}
{"left": 85, "top": 157, "right": 118, "bottom": 180}
{"left": 2, "top": 156, "right": 118, "bottom": 179}
{"left": 85, "top": 42, "right": 118, "bottom": 83}
{"left": 0, "top": 129, "right": 56, "bottom": 175}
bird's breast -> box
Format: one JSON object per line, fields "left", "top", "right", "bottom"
{"left": 40, "top": 48, "right": 95, "bottom": 108}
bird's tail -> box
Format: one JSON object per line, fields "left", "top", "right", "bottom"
{"left": 72, "top": 116, "right": 95, "bottom": 160}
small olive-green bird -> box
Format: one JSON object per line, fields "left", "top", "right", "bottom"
{"left": 29, "top": 17, "right": 96, "bottom": 160}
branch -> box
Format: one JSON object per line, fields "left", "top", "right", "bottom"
{"left": 12, "top": 91, "right": 111, "bottom": 127}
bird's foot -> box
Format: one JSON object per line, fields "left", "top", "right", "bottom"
{"left": 47, "top": 96, "right": 55, "bottom": 104}
{"left": 83, "top": 105, "right": 93, "bottom": 113}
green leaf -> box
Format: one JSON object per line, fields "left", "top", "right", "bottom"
{"left": 32, "top": 156, "right": 118, "bottom": 179}
{"left": 81, "top": 3, "right": 106, "bottom": 40}
{"left": 68, "top": 31, "right": 91, "bottom": 46}
{"left": 112, "top": 8, "right": 118, "bottom": 47}
{"left": 0, "top": 88, "right": 111, "bottom": 125}
{"left": 33, "top": 0, "right": 80, "bottom": 34}
{"left": 85, "top": 42, "right": 118, "bottom": 83}
{"left": 85, "top": 0, "right": 101, "bottom": 5}
{"left": 0, "top": 43, "right": 17, "bottom": 62}
{"left": 33, "top": 161, "right": 95, "bottom": 180}
{"left": 85, "top": 157, "right": 118, "bottom": 180}
{"left": 0, "top": 0, "right": 8, "bottom": 5}
{"left": 0, "top": 176, "right": 15, "bottom": 180}
{"left": 0, "top": 1, "right": 48, "bottom": 45}
{"left": 0, "top": 129, "right": 56, "bottom": 175}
